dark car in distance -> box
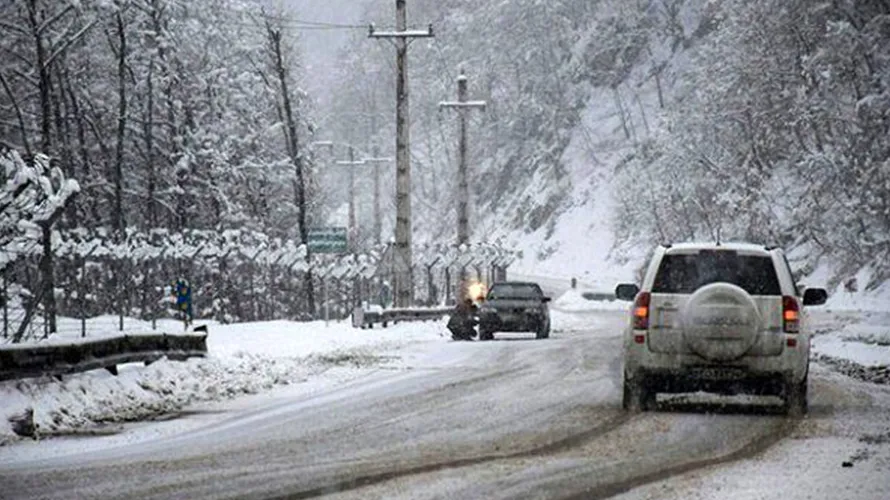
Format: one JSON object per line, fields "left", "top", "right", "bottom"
{"left": 478, "top": 282, "right": 551, "bottom": 340}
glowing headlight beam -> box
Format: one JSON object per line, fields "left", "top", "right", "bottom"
{"left": 467, "top": 281, "right": 488, "bottom": 303}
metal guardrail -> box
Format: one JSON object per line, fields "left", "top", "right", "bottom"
{"left": 354, "top": 307, "right": 451, "bottom": 329}
{"left": 0, "top": 333, "right": 208, "bottom": 381}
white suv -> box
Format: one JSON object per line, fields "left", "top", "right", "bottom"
{"left": 615, "top": 242, "right": 828, "bottom": 415}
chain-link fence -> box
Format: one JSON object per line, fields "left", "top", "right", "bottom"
{"left": 1, "top": 230, "right": 514, "bottom": 343}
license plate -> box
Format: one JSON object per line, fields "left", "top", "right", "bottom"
{"left": 693, "top": 367, "right": 746, "bottom": 380}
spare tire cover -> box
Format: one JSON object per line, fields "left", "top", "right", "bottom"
{"left": 681, "top": 283, "right": 761, "bottom": 362}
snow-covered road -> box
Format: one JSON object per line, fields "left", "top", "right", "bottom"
{"left": 1, "top": 309, "right": 889, "bottom": 499}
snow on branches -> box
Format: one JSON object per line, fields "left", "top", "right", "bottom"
{"left": 1, "top": 149, "right": 80, "bottom": 270}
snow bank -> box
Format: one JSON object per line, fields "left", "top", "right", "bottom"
{"left": 0, "top": 318, "right": 446, "bottom": 444}
{"left": 813, "top": 312, "right": 890, "bottom": 384}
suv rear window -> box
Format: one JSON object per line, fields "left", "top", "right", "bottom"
{"left": 652, "top": 251, "right": 781, "bottom": 295}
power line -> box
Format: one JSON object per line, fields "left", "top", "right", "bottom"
{"left": 208, "top": 5, "right": 368, "bottom": 30}
{"left": 211, "top": 19, "right": 365, "bottom": 31}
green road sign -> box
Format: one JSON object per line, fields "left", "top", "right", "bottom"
{"left": 308, "top": 227, "right": 348, "bottom": 253}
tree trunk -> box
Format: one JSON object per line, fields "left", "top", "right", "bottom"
{"left": 113, "top": 11, "right": 128, "bottom": 236}
{"left": 144, "top": 55, "right": 158, "bottom": 228}
{"left": 53, "top": 66, "right": 78, "bottom": 226}
{"left": 40, "top": 224, "right": 56, "bottom": 334}
{"left": 266, "top": 23, "right": 315, "bottom": 316}
{"left": 27, "top": 0, "right": 53, "bottom": 154}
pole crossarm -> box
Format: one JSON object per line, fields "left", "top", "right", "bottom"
{"left": 439, "top": 101, "right": 487, "bottom": 109}
{"left": 368, "top": 24, "right": 434, "bottom": 38}
{"left": 311, "top": 140, "right": 375, "bottom": 159}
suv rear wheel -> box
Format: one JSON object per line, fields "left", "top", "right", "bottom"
{"left": 783, "top": 376, "right": 808, "bottom": 416}
{"left": 622, "top": 374, "right": 656, "bottom": 412}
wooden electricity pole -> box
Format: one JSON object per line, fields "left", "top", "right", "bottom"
{"left": 369, "top": 1, "right": 433, "bottom": 307}
{"left": 439, "top": 69, "right": 486, "bottom": 246}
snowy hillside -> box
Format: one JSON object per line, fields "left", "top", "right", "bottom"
{"left": 324, "top": 0, "right": 888, "bottom": 299}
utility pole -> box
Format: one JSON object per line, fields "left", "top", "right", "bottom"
{"left": 363, "top": 155, "right": 390, "bottom": 246}
{"left": 367, "top": 106, "right": 383, "bottom": 246}
{"left": 336, "top": 147, "right": 365, "bottom": 251}
{"left": 439, "top": 69, "right": 487, "bottom": 246}
{"left": 370, "top": 1, "right": 433, "bottom": 307}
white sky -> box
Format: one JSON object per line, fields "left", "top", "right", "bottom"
{"left": 277, "top": 0, "right": 373, "bottom": 109}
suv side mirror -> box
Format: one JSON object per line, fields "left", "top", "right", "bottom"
{"left": 542, "top": 297, "right": 551, "bottom": 303}
{"left": 615, "top": 283, "right": 640, "bottom": 302}
{"left": 803, "top": 288, "right": 828, "bottom": 306}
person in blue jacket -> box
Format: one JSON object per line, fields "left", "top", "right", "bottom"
{"left": 172, "top": 278, "right": 193, "bottom": 327}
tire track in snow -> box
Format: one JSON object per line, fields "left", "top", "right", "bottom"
{"left": 264, "top": 336, "right": 628, "bottom": 498}
{"left": 271, "top": 411, "right": 634, "bottom": 499}
{"left": 557, "top": 417, "right": 799, "bottom": 500}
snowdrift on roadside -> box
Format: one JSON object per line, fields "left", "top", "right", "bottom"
{"left": 0, "top": 319, "right": 446, "bottom": 444}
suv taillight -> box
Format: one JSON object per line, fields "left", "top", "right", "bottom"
{"left": 633, "top": 292, "right": 651, "bottom": 330}
{"left": 783, "top": 295, "right": 800, "bottom": 333}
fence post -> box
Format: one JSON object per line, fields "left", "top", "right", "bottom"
{"left": 150, "top": 261, "right": 156, "bottom": 331}
{"left": 351, "top": 274, "right": 358, "bottom": 312}
{"left": 80, "top": 256, "right": 87, "bottom": 337}
{"left": 118, "top": 259, "right": 125, "bottom": 332}
{"left": 425, "top": 264, "right": 435, "bottom": 306}
{"left": 444, "top": 267, "right": 451, "bottom": 305}
{"left": 218, "top": 252, "right": 228, "bottom": 324}
{"left": 3, "top": 271, "right": 7, "bottom": 339}
{"left": 151, "top": 272, "right": 159, "bottom": 332}
{"left": 270, "top": 253, "right": 286, "bottom": 321}
{"left": 43, "top": 288, "right": 49, "bottom": 339}
{"left": 323, "top": 278, "right": 329, "bottom": 326}
{"left": 153, "top": 249, "right": 167, "bottom": 331}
